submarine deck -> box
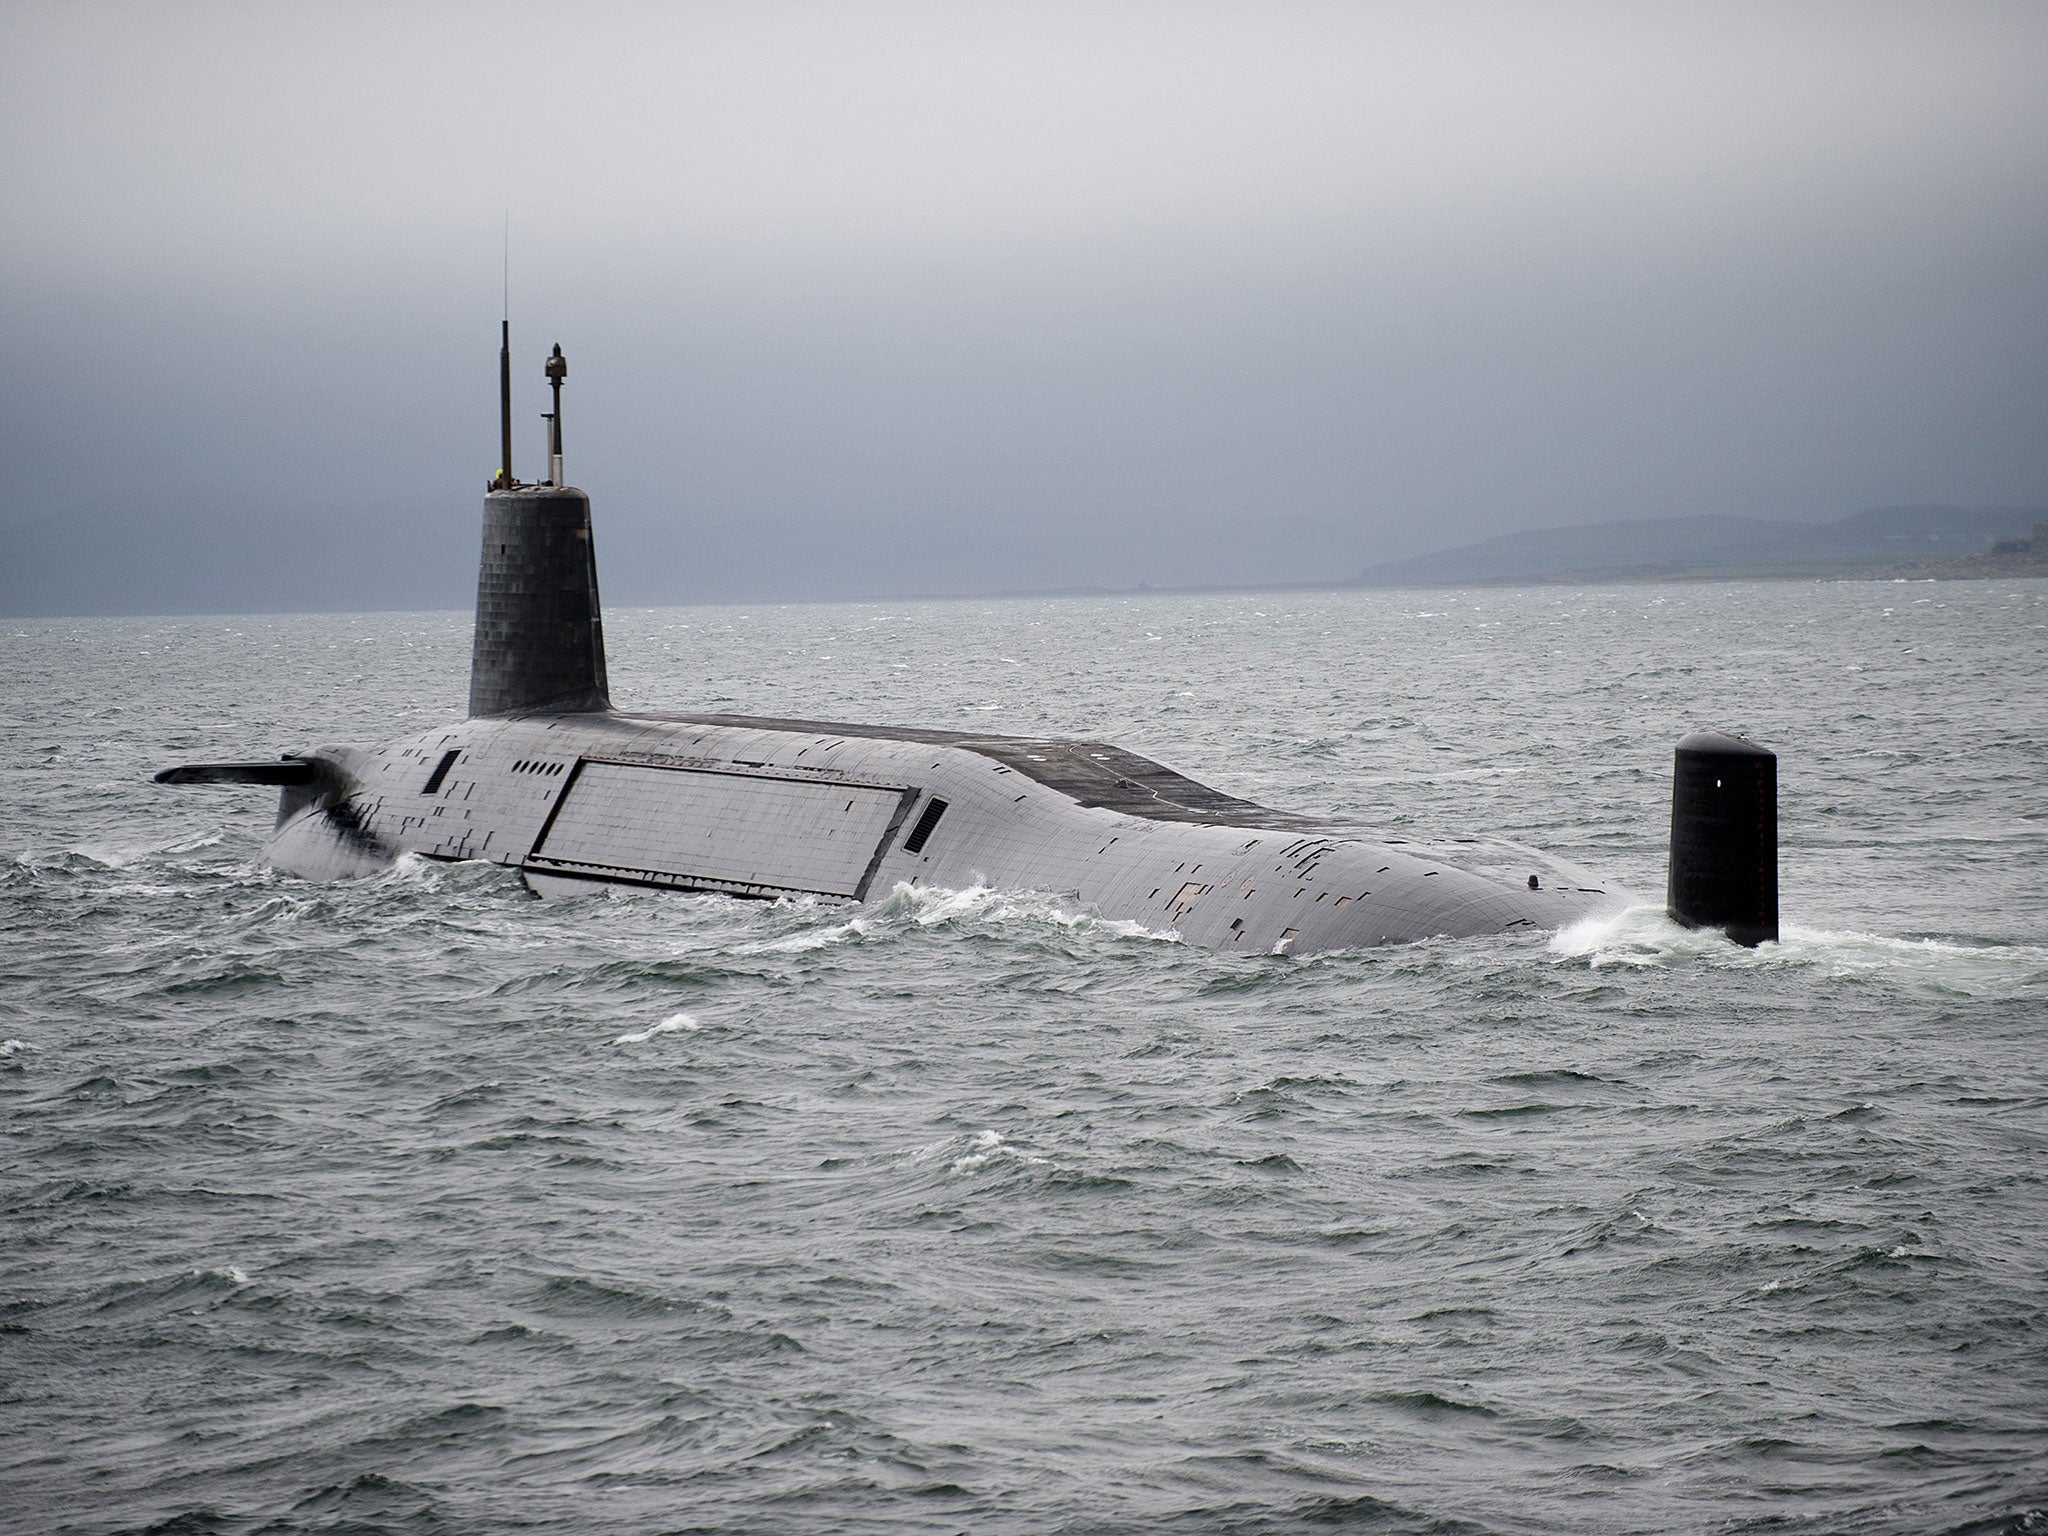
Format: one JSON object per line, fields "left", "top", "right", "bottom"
{"left": 627, "top": 710, "right": 1323, "bottom": 832}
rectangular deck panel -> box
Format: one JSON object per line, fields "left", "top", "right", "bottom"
{"left": 527, "top": 760, "right": 913, "bottom": 897}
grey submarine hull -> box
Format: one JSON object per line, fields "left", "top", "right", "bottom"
{"left": 159, "top": 342, "right": 1684, "bottom": 953}
{"left": 256, "top": 703, "right": 1630, "bottom": 954}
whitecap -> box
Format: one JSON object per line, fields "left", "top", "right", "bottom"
{"left": 739, "top": 917, "right": 870, "bottom": 953}
{"left": 950, "top": 1128, "right": 1006, "bottom": 1173}
{"left": 948, "top": 1129, "right": 1050, "bottom": 1176}
{"left": 612, "top": 1012, "right": 700, "bottom": 1045}
{"left": 160, "top": 831, "right": 226, "bottom": 855}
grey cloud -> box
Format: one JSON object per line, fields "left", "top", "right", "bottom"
{"left": 3, "top": 0, "right": 2045, "bottom": 614}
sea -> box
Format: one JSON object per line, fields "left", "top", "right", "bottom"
{"left": 3, "top": 578, "right": 2044, "bottom": 1536}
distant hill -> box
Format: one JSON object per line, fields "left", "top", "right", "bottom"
{"left": 1348, "top": 505, "right": 2048, "bottom": 588}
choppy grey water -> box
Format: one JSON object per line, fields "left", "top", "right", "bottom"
{"left": 3, "top": 579, "right": 2045, "bottom": 1536}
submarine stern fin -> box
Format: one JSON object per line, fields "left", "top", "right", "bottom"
{"left": 1667, "top": 730, "right": 1778, "bottom": 946}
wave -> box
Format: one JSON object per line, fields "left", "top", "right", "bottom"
{"left": 736, "top": 881, "right": 1181, "bottom": 954}
{"left": 1549, "top": 904, "right": 2048, "bottom": 995}
{"left": 612, "top": 1011, "right": 700, "bottom": 1045}
{"left": 944, "top": 1128, "right": 1052, "bottom": 1176}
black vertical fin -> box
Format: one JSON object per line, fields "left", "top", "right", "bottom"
{"left": 1667, "top": 730, "right": 1778, "bottom": 946}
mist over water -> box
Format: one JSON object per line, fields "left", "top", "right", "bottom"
{"left": 3, "top": 579, "right": 2045, "bottom": 1534}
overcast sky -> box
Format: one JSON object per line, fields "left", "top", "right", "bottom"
{"left": 4, "top": 0, "right": 2045, "bottom": 615}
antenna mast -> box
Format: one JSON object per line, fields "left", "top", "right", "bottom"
{"left": 497, "top": 319, "right": 515, "bottom": 490}
{"left": 494, "top": 215, "right": 515, "bottom": 491}
{"left": 544, "top": 344, "right": 567, "bottom": 486}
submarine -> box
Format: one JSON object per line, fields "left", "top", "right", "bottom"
{"left": 157, "top": 330, "right": 1778, "bottom": 953}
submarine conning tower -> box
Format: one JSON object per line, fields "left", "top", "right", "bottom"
{"left": 469, "top": 485, "right": 610, "bottom": 716}
{"left": 468, "top": 331, "right": 611, "bottom": 718}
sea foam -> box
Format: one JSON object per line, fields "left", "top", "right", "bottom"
{"left": 612, "top": 1012, "right": 701, "bottom": 1045}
